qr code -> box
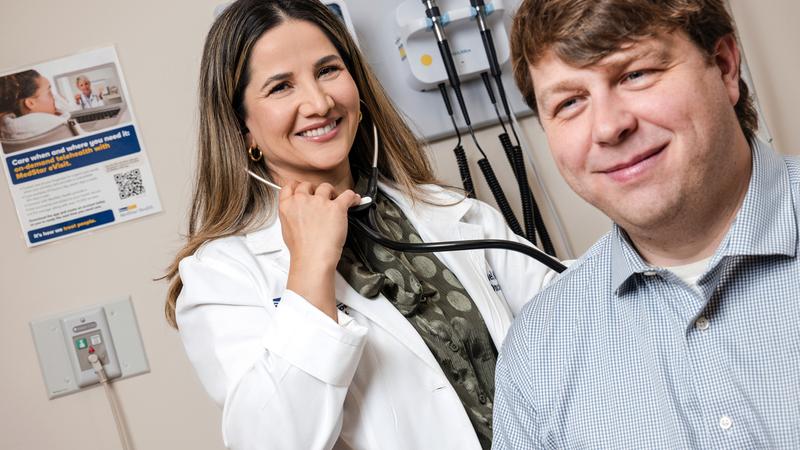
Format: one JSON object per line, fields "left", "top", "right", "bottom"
{"left": 114, "top": 169, "right": 145, "bottom": 199}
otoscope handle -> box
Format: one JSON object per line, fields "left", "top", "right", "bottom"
{"left": 438, "top": 83, "right": 454, "bottom": 116}
{"left": 479, "top": 28, "right": 502, "bottom": 78}
{"left": 436, "top": 39, "right": 471, "bottom": 125}
{"left": 481, "top": 72, "right": 496, "bottom": 104}
{"left": 425, "top": 3, "right": 461, "bottom": 91}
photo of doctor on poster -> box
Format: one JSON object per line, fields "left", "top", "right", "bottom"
{"left": 0, "top": 46, "right": 161, "bottom": 246}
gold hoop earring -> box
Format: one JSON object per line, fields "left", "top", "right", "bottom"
{"left": 248, "top": 144, "right": 262, "bottom": 162}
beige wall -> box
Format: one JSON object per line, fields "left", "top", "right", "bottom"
{"left": 0, "top": 1, "right": 797, "bottom": 449}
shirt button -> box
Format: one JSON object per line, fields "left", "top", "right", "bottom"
{"left": 478, "top": 393, "right": 487, "bottom": 404}
{"left": 696, "top": 316, "right": 710, "bottom": 331}
{"left": 448, "top": 341, "right": 459, "bottom": 352}
{"left": 643, "top": 270, "right": 657, "bottom": 276}
{"left": 719, "top": 415, "right": 733, "bottom": 430}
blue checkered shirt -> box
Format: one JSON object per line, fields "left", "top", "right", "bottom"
{"left": 493, "top": 139, "right": 800, "bottom": 449}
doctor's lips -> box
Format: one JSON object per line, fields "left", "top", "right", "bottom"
{"left": 597, "top": 143, "right": 667, "bottom": 182}
{"left": 295, "top": 118, "right": 342, "bottom": 140}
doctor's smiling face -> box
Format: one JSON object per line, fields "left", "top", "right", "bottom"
{"left": 77, "top": 77, "right": 92, "bottom": 97}
{"left": 530, "top": 30, "right": 749, "bottom": 238}
{"left": 242, "top": 19, "right": 361, "bottom": 189}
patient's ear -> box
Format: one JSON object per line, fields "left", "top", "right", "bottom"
{"left": 714, "top": 34, "right": 741, "bottom": 106}
{"left": 22, "top": 97, "right": 35, "bottom": 113}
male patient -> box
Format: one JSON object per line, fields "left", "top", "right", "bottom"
{"left": 493, "top": 0, "right": 799, "bottom": 448}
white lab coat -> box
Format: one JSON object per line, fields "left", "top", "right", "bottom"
{"left": 177, "top": 182, "right": 557, "bottom": 450}
{"left": 77, "top": 92, "right": 105, "bottom": 109}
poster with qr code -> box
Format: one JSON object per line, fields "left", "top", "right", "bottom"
{"left": 0, "top": 46, "right": 161, "bottom": 246}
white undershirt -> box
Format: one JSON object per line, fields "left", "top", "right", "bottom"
{"left": 664, "top": 257, "right": 712, "bottom": 293}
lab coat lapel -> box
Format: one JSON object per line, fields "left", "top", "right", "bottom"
{"left": 333, "top": 274, "right": 447, "bottom": 380}
{"left": 244, "top": 218, "right": 291, "bottom": 267}
{"left": 415, "top": 212, "right": 514, "bottom": 348}
{"left": 380, "top": 183, "right": 514, "bottom": 350}
{"left": 381, "top": 184, "right": 513, "bottom": 348}
{"left": 332, "top": 184, "right": 476, "bottom": 378}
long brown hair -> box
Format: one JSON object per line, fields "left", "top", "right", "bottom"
{"left": 164, "top": 0, "right": 438, "bottom": 327}
{"left": 510, "top": 0, "right": 758, "bottom": 143}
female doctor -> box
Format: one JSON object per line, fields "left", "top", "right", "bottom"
{"left": 164, "top": 0, "right": 556, "bottom": 448}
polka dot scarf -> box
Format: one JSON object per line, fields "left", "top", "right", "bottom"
{"left": 337, "top": 189, "right": 497, "bottom": 448}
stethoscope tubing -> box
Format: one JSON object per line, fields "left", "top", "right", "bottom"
{"left": 349, "top": 206, "right": 567, "bottom": 273}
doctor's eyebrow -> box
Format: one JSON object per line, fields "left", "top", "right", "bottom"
{"left": 314, "top": 54, "right": 344, "bottom": 69}
{"left": 259, "top": 54, "right": 344, "bottom": 91}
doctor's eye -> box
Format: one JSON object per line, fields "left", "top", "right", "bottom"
{"left": 318, "top": 65, "right": 343, "bottom": 79}
{"left": 268, "top": 81, "right": 291, "bottom": 96}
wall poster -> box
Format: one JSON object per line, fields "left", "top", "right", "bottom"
{"left": 0, "top": 46, "right": 161, "bottom": 246}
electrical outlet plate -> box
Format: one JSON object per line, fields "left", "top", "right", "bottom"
{"left": 30, "top": 296, "right": 149, "bottom": 399}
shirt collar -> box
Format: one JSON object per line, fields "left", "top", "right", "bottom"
{"left": 610, "top": 138, "right": 797, "bottom": 294}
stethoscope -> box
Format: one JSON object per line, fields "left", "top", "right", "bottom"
{"left": 246, "top": 123, "right": 567, "bottom": 273}
{"left": 79, "top": 93, "right": 94, "bottom": 108}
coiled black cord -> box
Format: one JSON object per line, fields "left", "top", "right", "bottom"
{"left": 499, "top": 132, "right": 516, "bottom": 173}
{"left": 454, "top": 145, "right": 476, "bottom": 198}
{"left": 438, "top": 83, "right": 476, "bottom": 198}
{"left": 484, "top": 73, "right": 537, "bottom": 244}
{"left": 477, "top": 158, "right": 523, "bottom": 236}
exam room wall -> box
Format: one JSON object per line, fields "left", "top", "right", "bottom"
{"left": 0, "top": 1, "right": 796, "bottom": 449}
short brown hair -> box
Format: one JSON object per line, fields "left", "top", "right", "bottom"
{"left": 510, "top": 0, "right": 758, "bottom": 142}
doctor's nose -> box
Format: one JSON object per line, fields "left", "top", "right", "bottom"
{"left": 299, "top": 83, "right": 335, "bottom": 117}
{"left": 591, "top": 94, "right": 637, "bottom": 146}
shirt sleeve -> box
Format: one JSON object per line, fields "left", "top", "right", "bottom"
{"left": 176, "top": 238, "right": 368, "bottom": 450}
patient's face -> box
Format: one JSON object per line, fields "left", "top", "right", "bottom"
{"left": 25, "top": 76, "right": 57, "bottom": 115}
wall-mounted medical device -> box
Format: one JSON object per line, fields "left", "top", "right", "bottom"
{"left": 30, "top": 296, "right": 148, "bottom": 399}
{"left": 394, "top": 0, "right": 510, "bottom": 91}
{"left": 60, "top": 306, "right": 122, "bottom": 387}
{"left": 325, "top": 1, "right": 360, "bottom": 47}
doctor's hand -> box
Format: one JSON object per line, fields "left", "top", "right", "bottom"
{"left": 279, "top": 181, "right": 361, "bottom": 321}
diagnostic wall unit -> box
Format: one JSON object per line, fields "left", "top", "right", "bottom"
{"left": 333, "top": 0, "right": 531, "bottom": 141}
